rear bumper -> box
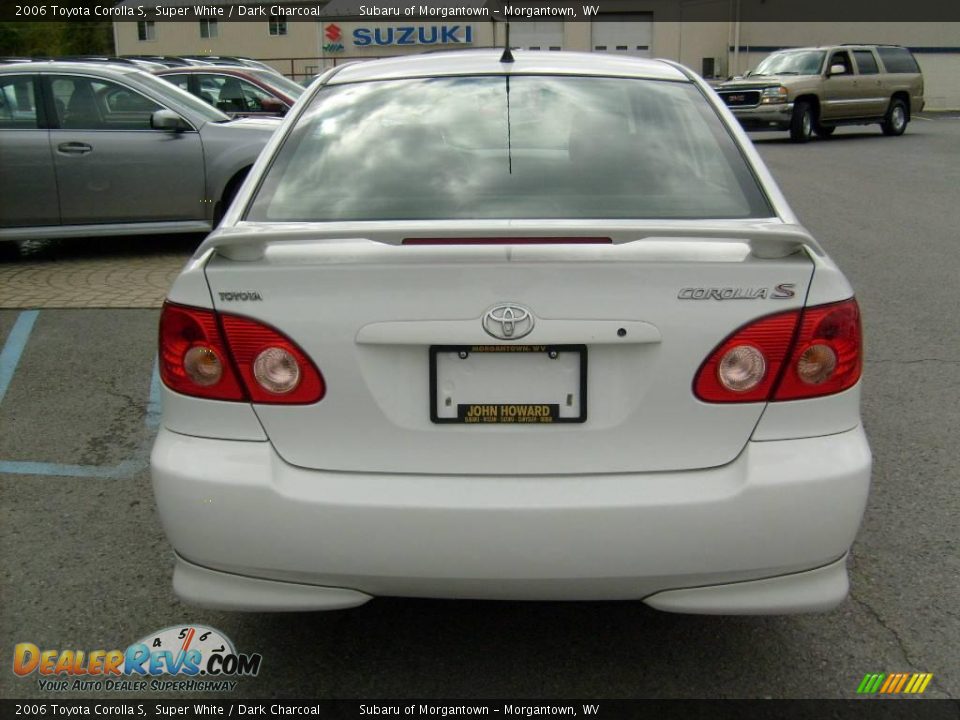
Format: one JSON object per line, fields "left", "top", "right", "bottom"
{"left": 151, "top": 426, "right": 871, "bottom": 613}
{"left": 172, "top": 552, "right": 851, "bottom": 615}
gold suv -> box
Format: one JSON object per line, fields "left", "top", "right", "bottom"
{"left": 716, "top": 45, "right": 925, "bottom": 143}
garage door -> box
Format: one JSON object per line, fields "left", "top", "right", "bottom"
{"left": 509, "top": 21, "right": 564, "bottom": 51}
{"left": 591, "top": 15, "right": 652, "bottom": 57}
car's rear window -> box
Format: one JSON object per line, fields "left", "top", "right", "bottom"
{"left": 877, "top": 47, "right": 921, "bottom": 74}
{"left": 247, "top": 75, "right": 772, "bottom": 222}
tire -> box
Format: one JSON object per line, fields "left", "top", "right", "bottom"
{"left": 213, "top": 169, "right": 249, "bottom": 227}
{"left": 0, "top": 240, "right": 20, "bottom": 261}
{"left": 881, "top": 98, "right": 908, "bottom": 136}
{"left": 815, "top": 124, "right": 836, "bottom": 138}
{"left": 790, "top": 101, "right": 814, "bottom": 143}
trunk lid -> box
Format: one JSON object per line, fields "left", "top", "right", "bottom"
{"left": 203, "top": 222, "right": 814, "bottom": 475}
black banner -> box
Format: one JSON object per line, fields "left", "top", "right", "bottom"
{"left": 3, "top": 699, "right": 960, "bottom": 718}
{"left": 2, "top": 0, "right": 960, "bottom": 23}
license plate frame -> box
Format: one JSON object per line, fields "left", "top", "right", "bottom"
{"left": 429, "top": 344, "right": 587, "bottom": 424}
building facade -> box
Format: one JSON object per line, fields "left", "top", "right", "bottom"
{"left": 113, "top": 6, "right": 960, "bottom": 109}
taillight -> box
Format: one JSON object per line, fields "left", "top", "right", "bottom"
{"left": 158, "top": 302, "right": 325, "bottom": 404}
{"left": 694, "top": 309, "right": 800, "bottom": 402}
{"left": 159, "top": 303, "right": 245, "bottom": 401}
{"left": 694, "top": 298, "right": 862, "bottom": 403}
{"left": 220, "top": 314, "right": 325, "bottom": 404}
{"left": 773, "top": 299, "right": 862, "bottom": 401}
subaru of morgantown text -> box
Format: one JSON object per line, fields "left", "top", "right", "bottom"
{"left": 151, "top": 50, "right": 871, "bottom": 614}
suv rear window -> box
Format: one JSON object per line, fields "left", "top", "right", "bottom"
{"left": 877, "top": 47, "right": 920, "bottom": 74}
{"left": 248, "top": 76, "right": 771, "bottom": 222}
{"left": 853, "top": 50, "right": 879, "bottom": 75}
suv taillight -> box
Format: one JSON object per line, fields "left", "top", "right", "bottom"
{"left": 694, "top": 298, "right": 862, "bottom": 403}
{"left": 159, "top": 302, "right": 326, "bottom": 404}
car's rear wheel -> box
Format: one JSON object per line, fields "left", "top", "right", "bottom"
{"left": 814, "top": 124, "right": 836, "bottom": 138}
{"left": 881, "top": 98, "right": 908, "bottom": 136}
{"left": 213, "top": 168, "right": 250, "bottom": 227}
{"left": 790, "top": 101, "right": 814, "bottom": 143}
{"left": 0, "top": 241, "right": 20, "bottom": 261}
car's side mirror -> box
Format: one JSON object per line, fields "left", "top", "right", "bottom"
{"left": 151, "top": 109, "right": 186, "bottom": 132}
{"left": 260, "top": 98, "right": 288, "bottom": 116}
{"left": 828, "top": 64, "right": 847, "bottom": 76}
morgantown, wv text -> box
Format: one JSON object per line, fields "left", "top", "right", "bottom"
{"left": 358, "top": 705, "right": 601, "bottom": 717}
{"left": 357, "top": 4, "right": 601, "bottom": 17}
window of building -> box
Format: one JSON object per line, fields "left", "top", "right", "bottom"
{"left": 509, "top": 21, "right": 563, "bottom": 52}
{"left": 268, "top": 15, "right": 287, "bottom": 36}
{"left": 200, "top": 20, "right": 219, "bottom": 39}
{"left": 591, "top": 14, "right": 652, "bottom": 58}
{"left": 137, "top": 21, "right": 156, "bottom": 42}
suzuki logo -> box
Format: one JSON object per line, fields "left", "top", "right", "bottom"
{"left": 325, "top": 23, "right": 342, "bottom": 42}
{"left": 482, "top": 304, "right": 534, "bottom": 340}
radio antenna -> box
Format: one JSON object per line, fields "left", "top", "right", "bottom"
{"left": 500, "top": 22, "right": 514, "bottom": 63}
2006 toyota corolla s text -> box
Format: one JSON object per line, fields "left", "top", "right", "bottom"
{"left": 151, "top": 50, "right": 871, "bottom": 615}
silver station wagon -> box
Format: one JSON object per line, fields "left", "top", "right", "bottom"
{"left": 0, "top": 61, "right": 279, "bottom": 242}
{"left": 152, "top": 50, "right": 871, "bottom": 614}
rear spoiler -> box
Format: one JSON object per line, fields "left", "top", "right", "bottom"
{"left": 198, "top": 223, "right": 822, "bottom": 262}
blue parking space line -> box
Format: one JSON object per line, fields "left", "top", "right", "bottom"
{"left": 0, "top": 457, "right": 146, "bottom": 479}
{"left": 0, "top": 322, "right": 159, "bottom": 479}
{"left": 0, "top": 310, "right": 39, "bottom": 407}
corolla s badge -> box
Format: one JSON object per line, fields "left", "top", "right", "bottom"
{"left": 482, "top": 304, "right": 534, "bottom": 340}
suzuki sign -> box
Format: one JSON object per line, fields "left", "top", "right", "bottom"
{"left": 352, "top": 25, "right": 474, "bottom": 47}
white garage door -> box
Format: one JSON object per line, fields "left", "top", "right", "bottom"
{"left": 509, "top": 21, "right": 564, "bottom": 51}
{"left": 591, "top": 15, "right": 652, "bottom": 57}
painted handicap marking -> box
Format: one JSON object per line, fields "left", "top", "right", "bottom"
{"left": 0, "top": 310, "right": 160, "bottom": 478}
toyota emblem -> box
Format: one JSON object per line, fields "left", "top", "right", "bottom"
{"left": 482, "top": 304, "right": 534, "bottom": 340}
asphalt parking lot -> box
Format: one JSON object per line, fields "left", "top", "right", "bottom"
{"left": 1, "top": 115, "right": 958, "bottom": 701}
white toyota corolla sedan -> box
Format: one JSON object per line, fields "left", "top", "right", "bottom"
{"left": 151, "top": 50, "right": 871, "bottom": 614}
